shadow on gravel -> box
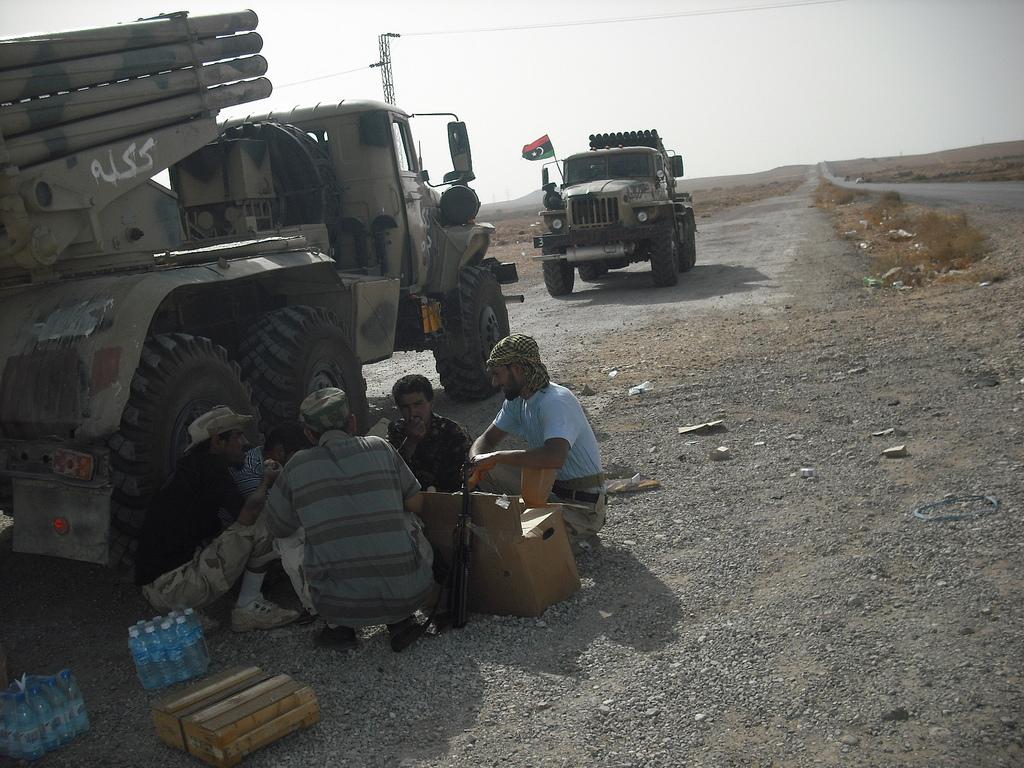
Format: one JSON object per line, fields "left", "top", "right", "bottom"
{"left": 470, "top": 544, "right": 683, "bottom": 676}
{"left": 557, "top": 263, "right": 770, "bottom": 307}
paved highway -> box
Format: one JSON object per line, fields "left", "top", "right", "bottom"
{"left": 820, "top": 162, "right": 1024, "bottom": 210}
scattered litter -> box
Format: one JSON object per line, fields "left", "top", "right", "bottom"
{"left": 892, "top": 280, "right": 912, "bottom": 290}
{"left": 579, "top": 384, "right": 596, "bottom": 396}
{"left": 858, "top": 242, "right": 870, "bottom": 251}
{"left": 606, "top": 473, "right": 661, "bottom": 494}
{"left": 628, "top": 381, "right": 652, "bottom": 396}
{"left": 872, "top": 428, "right": 894, "bottom": 437}
{"left": 608, "top": 369, "right": 619, "bottom": 378}
{"left": 495, "top": 495, "right": 512, "bottom": 509}
{"left": 887, "top": 228, "right": 915, "bottom": 240}
{"left": 882, "top": 267, "right": 902, "bottom": 280}
{"left": 753, "top": 441, "right": 766, "bottom": 446}
{"left": 882, "top": 445, "right": 908, "bottom": 458}
{"left": 709, "top": 446, "right": 732, "bottom": 461}
{"left": 677, "top": 420, "right": 727, "bottom": 435}
{"left": 863, "top": 277, "right": 882, "bottom": 288}
{"left": 847, "top": 366, "right": 867, "bottom": 375}
{"left": 913, "top": 494, "right": 998, "bottom": 523}
{"left": 800, "top": 467, "right": 816, "bottom": 479}
{"left": 979, "top": 281, "right": 992, "bottom": 287}
{"left": 785, "top": 433, "right": 803, "bottom": 441}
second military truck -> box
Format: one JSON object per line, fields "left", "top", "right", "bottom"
{"left": 532, "top": 130, "right": 696, "bottom": 295}
{"left": 0, "top": 10, "right": 517, "bottom": 565}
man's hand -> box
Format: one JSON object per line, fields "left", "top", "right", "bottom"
{"left": 396, "top": 416, "right": 428, "bottom": 441}
{"left": 262, "top": 459, "right": 282, "bottom": 487}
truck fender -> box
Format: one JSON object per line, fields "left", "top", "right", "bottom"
{"left": 0, "top": 249, "right": 333, "bottom": 443}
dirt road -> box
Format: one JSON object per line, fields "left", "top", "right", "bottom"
{"left": 2, "top": 174, "right": 1021, "bottom": 767}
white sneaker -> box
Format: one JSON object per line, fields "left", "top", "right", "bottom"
{"left": 231, "top": 596, "right": 300, "bottom": 632}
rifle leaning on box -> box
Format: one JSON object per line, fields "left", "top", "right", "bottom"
{"left": 448, "top": 463, "right": 474, "bottom": 628}
{"left": 390, "top": 464, "right": 475, "bottom": 651}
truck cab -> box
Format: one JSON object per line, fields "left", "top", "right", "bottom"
{"left": 532, "top": 130, "right": 696, "bottom": 296}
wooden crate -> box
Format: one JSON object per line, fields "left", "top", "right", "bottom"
{"left": 151, "top": 666, "right": 319, "bottom": 768}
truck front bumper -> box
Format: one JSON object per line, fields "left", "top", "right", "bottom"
{"left": 533, "top": 223, "right": 666, "bottom": 259}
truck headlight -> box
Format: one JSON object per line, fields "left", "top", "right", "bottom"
{"left": 551, "top": 218, "right": 565, "bottom": 231}
{"left": 637, "top": 211, "right": 649, "bottom": 223}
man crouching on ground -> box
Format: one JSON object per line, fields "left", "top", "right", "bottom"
{"left": 134, "top": 406, "right": 300, "bottom": 632}
{"left": 265, "top": 387, "right": 436, "bottom": 651}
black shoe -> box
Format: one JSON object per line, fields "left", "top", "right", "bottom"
{"left": 295, "top": 609, "right": 319, "bottom": 626}
{"left": 314, "top": 625, "right": 358, "bottom": 651}
{"left": 387, "top": 616, "right": 422, "bottom": 653}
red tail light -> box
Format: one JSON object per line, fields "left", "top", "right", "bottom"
{"left": 53, "top": 517, "right": 70, "bottom": 535}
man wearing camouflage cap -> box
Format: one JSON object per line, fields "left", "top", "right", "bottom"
{"left": 470, "top": 334, "right": 606, "bottom": 540}
{"left": 135, "top": 405, "right": 301, "bottom": 632}
{"left": 265, "top": 387, "right": 436, "bottom": 652}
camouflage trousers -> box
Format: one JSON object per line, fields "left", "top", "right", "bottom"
{"left": 481, "top": 464, "right": 606, "bottom": 539}
{"left": 142, "top": 515, "right": 276, "bottom": 612}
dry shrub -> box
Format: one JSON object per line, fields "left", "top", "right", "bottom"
{"left": 867, "top": 209, "right": 989, "bottom": 285}
{"left": 915, "top": 211, "right": 987, "bottom": 268}
{"left": 865, "top": 191, "right": 908, "bottom": 228}
{"left": 815, "top": 180, "right": 861, "bottom": 208}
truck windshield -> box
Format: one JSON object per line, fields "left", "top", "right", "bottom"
{"left": 565, "top": 153, "right": 652, "bottom": 184}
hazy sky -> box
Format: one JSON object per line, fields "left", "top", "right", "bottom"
{"left": 3, "top": 0, "right": 1023, "bottom": 203}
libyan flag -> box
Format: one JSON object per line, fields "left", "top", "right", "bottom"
{"left": 522, "top": 134, "right": 554, "bottom": 161}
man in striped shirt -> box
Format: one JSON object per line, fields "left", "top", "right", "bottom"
{"left": 265, "top": 387, "right": 436, "bottom": 651}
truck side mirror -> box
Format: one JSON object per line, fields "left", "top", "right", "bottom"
{"left": 542, "top": 166, "right": 549, "bottom": 186}
{"left": 447, "top": 121, "right": 474, "bottom": 182}
{"left": 420, "top": 169, "right": 430, "bottom": 183}
{"left": 670, "top": 155, "right": 684, "bottom": 178}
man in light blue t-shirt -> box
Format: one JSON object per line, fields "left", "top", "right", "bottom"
{"left": 469, "top": 334, "right": 606, "bottom": 539}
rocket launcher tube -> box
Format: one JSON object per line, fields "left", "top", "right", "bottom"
{"left": 0, "top": 57, "right": 268, "bottom": 137}
{"left": 5, "top": 78, "right": 272, "bottom": 169}
{"left": 0, "top": 32, "right": 264, "bottom": 103}
{"left": 0, "top": 10, "right": 259, "bottom": 69}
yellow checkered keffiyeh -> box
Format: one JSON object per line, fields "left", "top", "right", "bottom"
{"left": 486, "top": 334, "right": 550, "bottom": 391}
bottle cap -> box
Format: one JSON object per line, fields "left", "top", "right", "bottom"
{"left": 160, "top": 619, "right": 172, "bottom": 629}
{"left": 144, "top": 625, "right": 156, "bottom": 634}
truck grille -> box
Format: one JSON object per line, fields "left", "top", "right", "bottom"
{"left": 571, "top": 197, "right": 619, "bottom": 227}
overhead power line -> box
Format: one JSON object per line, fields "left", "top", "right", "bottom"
{"left": 276, "top": 65, "right": 377, "bottom": 91}
{"left": 401, "top": 0, "right": 846, "bottom": 37}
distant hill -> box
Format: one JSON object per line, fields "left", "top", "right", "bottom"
{"left": 480, "top": 140, "right": 1024, "bottom": 219}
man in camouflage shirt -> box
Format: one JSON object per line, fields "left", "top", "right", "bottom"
{"left": 387, "top": 374, "right": 471, "bottom": 492}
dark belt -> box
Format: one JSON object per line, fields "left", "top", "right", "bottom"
{"left": 551, "top": 484, "right": 601, "bottom": 504}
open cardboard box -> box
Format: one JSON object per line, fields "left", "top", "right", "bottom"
{"left": 418, "top": 491, "right": 580, "bottom": 617}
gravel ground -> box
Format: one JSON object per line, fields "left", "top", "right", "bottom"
{"left": 1, "top": 181, "right": 1021, "bottom": 767}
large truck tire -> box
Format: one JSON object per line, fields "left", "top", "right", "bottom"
{"left": 240, "top": 306, "right": 369, "bottom": 432}
{"left": 542, "top": 260, "right": 575, "bottom": 296}
{"left": 108, "top": 334, "right": 257, "bottom": 566}
{"left": 577, "top": 262, "right": 608, "bottom": 282}
{"left": 434, "top": 266, "right": 509, "bottom": 401}
{"left": 679, "top": 214, "right": 697, "bottom": 273}
{"left": 649, "top": 228, "right": 680, "bottom": 287}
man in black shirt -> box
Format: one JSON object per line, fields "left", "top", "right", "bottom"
{"left": 134, "top": 406, "right": 299, "bottom": 632}
{"left": 386, "top": 375, "right": 471, "bottom": 492}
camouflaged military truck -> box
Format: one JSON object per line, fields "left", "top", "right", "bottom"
{"left": 532, "top": 130, "right": 696, "bottom": 295}
{"left": 0, "top": 11, "right": 517, "bottom": 565}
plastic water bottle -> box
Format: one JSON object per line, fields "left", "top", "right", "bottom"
{"left": 142, "top": 624, "right": 172, "bottom": 687}
{"left": 40, "top": 677, "right": 73, "bottom": 746}
{"left": 128, "top": 627, "right": 161, "bottom": 690}
{"left": 183, "top": 608, "right": 210, "bottom": 668}
{"left": 57, "top": 670, "right": 89, "bottom": 735}
{"left": 12, "top": 691, "right": 43, "bottom": 760}
{"left": 160, "top": 619, "right": 188, "bottom": 683}
{"left": 174, "top": 616, "right": 206, "bottom": 678}
{"left": 26, "top": 685, "right": 59, "bottom": 752}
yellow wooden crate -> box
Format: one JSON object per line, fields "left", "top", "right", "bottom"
{"left": 151, "top": 666, "right": 319, "bottom": 767}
